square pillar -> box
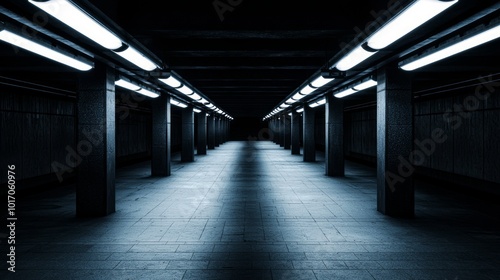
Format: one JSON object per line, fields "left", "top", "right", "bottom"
{"left": 377, "top": 64, "right": 414, "bottom": 218}
{"left": 197, "top": 112, "right": 207, "bottom": 155}
{"left": 215, "top": 117, "right": 220, "bottom": 147}
{"left": 151, "top": 94, "right": 171, "bottom": 176}
{"left": 291, "top": 111, "right": 301, "bottom": 155}
{"left": 283, "top": 114, "right": 291, "bottom": 149}
{"left": 76, "top": 63, "right": 115, "bottom": 217}
{"left": 271, "top": 118, "right": 278, "bottom": 144}
{"left": 279, "top": 116, "right": 284, "bottom": 147}
{"left": 325, "top": 95, "right": 344, "bottom": 177}
{"left": 303, "top": 105, "right": 315, "bottom": 162}
{"left": 207, "top": 114, "right": 215, "bottom": 149}
{"left": 182, "top": 105, "right": 195, "bottom": 162}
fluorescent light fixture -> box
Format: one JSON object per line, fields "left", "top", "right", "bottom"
{"left": 187, "top": 92, "right": 202, "bottom": 101}
{"left": 296, "top": 108, "right": 304, "bottom": 113}
{"left": 309, "top": 98, "right": 326, "bottom": 108}
{"left": 159, "top": 76, "right": 182, "bottom": 88}
{"left": 286, "top": 98, "right": 296, "bottom": 104}
{"left": 193, "top": 108, "right": 202, "bottom": 113}
{"left": 334, "top": 88, "right": 357, "bottom": 98}
{"left": 335, "top": 45, "right": 377, "bottom": 71}
{"left": 114, "top": 45, "right": 157, "bottom": 71}
{"left": 310, "top": 76, "right": 334, "bottom": 88}
{"left": 115, "top": 78, "right": 159, "bottom": 98}
{"left": 137, "top": 88, "right": 159, "bottom": 98}
{"left": 300, "top": 85, "right": 316, "bottom": 95}
{"left": 206, "top": 103, "right": 215, "bottom": 109}
{"left": 177, "top": 85, "right": 193, "bottom": 95}
{"left": 367, "top": 0, "right": 459, "bottom": 50}
{"left": 0, "top": 26, "right": 93, "bottom": 71}
{"left": 400, "top": 23, "right": 500, "bottom": 71}
{"left": 115, "top": 79, "right": 141, "bottom": 91}
{"left": 28, "top": 0, "right": 122, "bottom": 50}
{"left": 200, "top": 98, "right": 209, "bottom": 104}
{"left": 353, "top": 79, "right": 377, "bottom": 91}
{"left": 171, "top": 99, "right": 188, "bottom": 108}
{"left": 292, "top": 92, "right": 306, "bottom": 101}
{"left": 279, "top": 103, "right": 290, "bottom": 109}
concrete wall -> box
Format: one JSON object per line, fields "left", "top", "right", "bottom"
{"left": 344, "top": 85, "right": 500, "bottom": 192}
{"left": 0, "top": 87, "right": 75, "bottom": 185}
{"left": 0, "top": 84, "right": 186, "bottom": 187}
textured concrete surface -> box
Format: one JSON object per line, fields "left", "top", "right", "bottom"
{"left": 4, "top": 141, "right": 500, "bottom": 279}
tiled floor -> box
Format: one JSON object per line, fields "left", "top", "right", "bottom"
{"left": 3, "top": 141, "right": 500, "bottom": 279}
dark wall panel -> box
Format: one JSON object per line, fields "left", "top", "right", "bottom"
{"left": 414, "top": 115, "right": 431, "bottom": 168}
{"left": 50, "top": 115, "right": 75, "bottom": 170}
{"left": 429, "top": 113, "right": 454, "bottom": 173}
{"left": 0, "top": 111, "right": 23, "bottom": 183}
{"left": 453, "top": 111, "right": 484, "bottom": 179}
{"left": 22, "top": 113, "right": 51, "bottom": 179}
{"left": 484, "top": 110, "right": 500, "bottom": 183}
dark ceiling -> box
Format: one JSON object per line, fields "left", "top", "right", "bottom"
{"left": 1, "top": 0, "right": 500, "bottom": 118}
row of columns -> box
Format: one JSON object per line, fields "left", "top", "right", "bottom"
{"left": 75, "top": 63, "right": 231, "bottom": 217}
{"left": 269, "top": 64, "right": 414, "bottom": 218}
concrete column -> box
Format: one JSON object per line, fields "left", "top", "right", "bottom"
{"left": 283, "top": 115, "right": 291, "bottom": 149}
{"left": 182, "top": 105, "right": 195, "bottom": 162}
{"left": 325, "top": 94, "right": 344, "bottom": 177}
{"left": 215, "top": 117, "right": 220, "bottom": 147}
{"left": 271, "top": 118, "right": 277, "bottom": 144}
{"left": 222, "top": 118, "right": 227, "bottom": 143}
{"left": 303, "top": 105, "right": 315, "bottom": 162}
{"left": 197, "top": 112, "right": 207, "bottom": 155}
{"left": 291, "top": 111, "right": 301, "bottom": 155}
{"left": 151, "top": 94, "right": 171, "bottom": 176}
{"left": 215, "top": 116, "right": 222, "bottom": 147}
{"left": 207, "top": 114, "right": 215, "bottom": 149}
{"left": 76, "top": 63, "right": 115, "bottom": 217}
{"left": 279, "top": 116, "right": 284, "bottom": 147}
{"left": 377, "top": 64, "right": 414, "bottom": 218}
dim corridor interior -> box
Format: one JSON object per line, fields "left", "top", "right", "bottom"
{"left": 4, "top": 141, "right": 500, "bottom": 280}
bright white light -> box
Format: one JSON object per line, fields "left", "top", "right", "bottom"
{"left": 368, "top": 0, "right": 458, "bottom": 50}
{"left": 159, "top": 76, "right": 182, "bottom": 88}
{"left": 292, "top": 92, "right": 306, "bottom": 100}
{"left": 115, "top": 79, "right": 141, "bottom": 91}
{"left": 0, "top": 29, "right": 92, "bottom": 71}
{"left": 114, "top": 45, "right": 157, "bottom": 71}
{"left": 171, "top": 99, "right": 188, "bottom": 108}
{"left": 310, "top": 76, "right": 334, "bottom": 88}
{"left": 137, "top": 88, "right": 159, "bottom": 98}
{"left": 286, "top": 98, "right": 296, "bottom": 104}
{"left": 296, "top": 108, "right": 304, "bottom": 113}
{"left": 353, "top": 79, "right": 377, "bottom": 91}
{"left": 28, "top": 0, "right": 122, "bottom": 50}
{"left": 193, "top": 108, "right": 202, "bottom": 113}
{"left": 334, "top": 88, "right": 357, "bottom": 98}
{"left": 310, "top": 98, "right": 326, "bottom": 108}
{"left": 188, "top": 92, "right": 202, "bottom": 100}
{"left": 300, "top": 85, "right": 316, "bottom": 95}
{"left": 335, "top": 45, "right": 377, "bottom": 71}
{"left": 280, "top": 103, "right": 290, "bottom": 108}
{"left": 177, "top": 85, "right": 193, "bottom": 95}
{"left": 401, "top": 24, "right": 500, "bottom": 71}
